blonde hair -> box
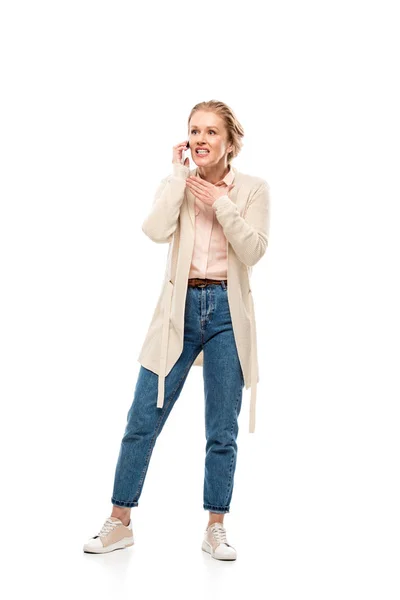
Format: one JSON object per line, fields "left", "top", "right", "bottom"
{"left": 187, "top": 100, "right": 244, "bottom": 165}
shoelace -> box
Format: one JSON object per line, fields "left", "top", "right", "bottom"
{"left": 209, "top": 523, "right": 228, "bottom": 545}
{"left": 97, "top": 518, "right": 120, "bottom": 537}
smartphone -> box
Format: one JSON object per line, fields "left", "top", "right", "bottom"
{"left": 182, "top": 140, "right": 190, "bottom": 165}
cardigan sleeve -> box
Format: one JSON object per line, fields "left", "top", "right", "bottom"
{"left": 212, "top": 182, "right": 271, "bottom": 267}
{"left": 141, "top": 163, "right": 189, "bottom": 244}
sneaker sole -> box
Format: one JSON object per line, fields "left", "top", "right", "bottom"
{"left": 83, "top": 537, "right": 134, "bottom": 554}
{"left": 201, "top": 539, "right": 237, "bottom": 561}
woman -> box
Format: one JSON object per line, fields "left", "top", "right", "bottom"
{"left": 83, "top": 100, "right": 271, "bottom": 559}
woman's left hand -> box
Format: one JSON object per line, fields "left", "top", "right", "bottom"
{"left": 185, "top": 175, "right": 235, "bottom": 207}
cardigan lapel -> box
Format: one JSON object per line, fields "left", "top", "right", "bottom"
{"left": 185, "top": 176, "right": 196, "bottom": 229}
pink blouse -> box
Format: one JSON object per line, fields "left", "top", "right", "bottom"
{"left": 188, "top": 164, "right": 235, "bottom": 280}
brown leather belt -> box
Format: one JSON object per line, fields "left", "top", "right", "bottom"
{"left": 188, "top": 278, "right": 228, "bottom": 288}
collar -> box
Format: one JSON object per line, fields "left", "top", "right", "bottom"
{"left": 195, "top": 163, "right": 235, "bottom": 187}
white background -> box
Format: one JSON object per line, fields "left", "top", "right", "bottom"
{"left": 1, "top": 1, "right": 399, "bottom": 598}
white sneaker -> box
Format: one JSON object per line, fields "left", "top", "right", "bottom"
{"left": 201, "top": 522, "right": 237, "bottom": 560}
{"left": 83, "top": 517, "right": 134, "bottom": 554}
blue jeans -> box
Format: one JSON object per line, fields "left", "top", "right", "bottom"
{"left": 111, "top": 280, "right": 244, "bottom": 513}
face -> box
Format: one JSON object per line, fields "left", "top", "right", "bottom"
{"left": 188, "top": 111, "right": 233, "bottom": 168}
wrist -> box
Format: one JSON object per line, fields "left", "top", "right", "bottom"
{"left": 212, "top": 194, "right": 231, "bottom": 210}
{"left": 172, "top": 162, "right": 190, "bottom": 178}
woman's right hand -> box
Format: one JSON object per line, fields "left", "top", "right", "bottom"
{"left": 172, "top": 141, "right": 190, "bottom": 167}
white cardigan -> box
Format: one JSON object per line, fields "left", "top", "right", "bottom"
{"left": 139, "top": 162, "right": 271, "bottom": 432}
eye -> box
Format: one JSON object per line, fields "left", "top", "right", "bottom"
{"left": 190, "top": 129, "right": 216, "bottom": 134}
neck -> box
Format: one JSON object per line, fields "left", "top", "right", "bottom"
{"left": 196, "top": 162, "right": 231, "bottom": 184}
